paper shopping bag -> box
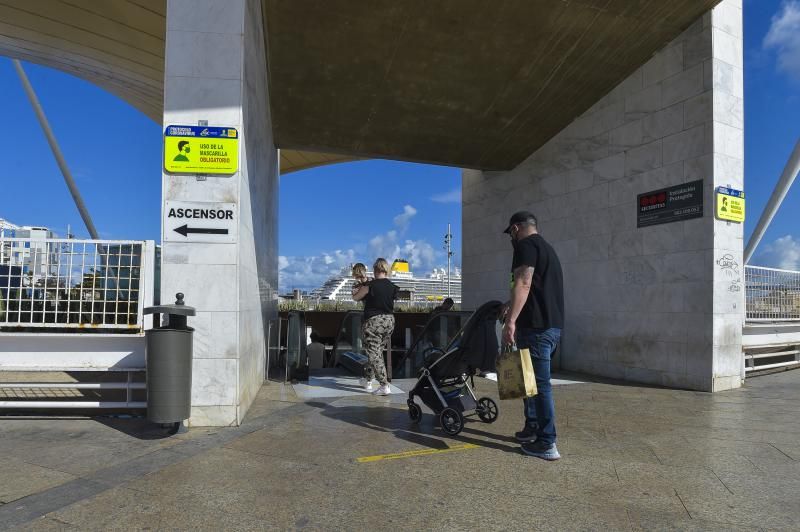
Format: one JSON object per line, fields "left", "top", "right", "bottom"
{"left": 496, "top": 345, "right": 537, "bottom": 400}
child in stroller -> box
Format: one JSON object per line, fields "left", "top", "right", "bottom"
{"left": 407, "top": 300, "right": 503, "bottom": 435}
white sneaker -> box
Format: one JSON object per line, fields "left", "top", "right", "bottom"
{"left": 359, "top": 378, "right": 374, "bottom": 391}
{"left": 372, "top": 384, "right": 391, "bottom": 396}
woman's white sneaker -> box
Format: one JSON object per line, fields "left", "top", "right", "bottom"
{"left": 358, "top": 378, "right": 374, "bottom": 391}
{"left": 372, "top": 384, "right": 392, "bottom": 396}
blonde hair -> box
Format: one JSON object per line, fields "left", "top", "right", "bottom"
{"left": 373, "top": 258, "right": 391, "bottom": 276}
{"left": 351, "top": 263, "right": 367, "bottom": 279}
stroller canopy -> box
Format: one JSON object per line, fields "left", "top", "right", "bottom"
{"left": 431, "top": 300, "right": 503, "bottom": 377}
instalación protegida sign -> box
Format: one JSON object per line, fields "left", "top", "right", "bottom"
{"left": 163, "top": 125, "right": 239, "bottom": 175}
{"left": 637, "top": 180, "right": 704, "bottom": 228}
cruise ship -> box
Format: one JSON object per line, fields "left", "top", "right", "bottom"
{"left": 310, "top": 260, "right": 461, "bottom": 304}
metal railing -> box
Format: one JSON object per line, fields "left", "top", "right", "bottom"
{"left": 0, "top": 237, "right": 151, "bottom": 332}
{"left": 745, "top": 265, "right": 800, "bottom": 322}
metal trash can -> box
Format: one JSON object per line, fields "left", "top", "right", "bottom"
{"left": 144, "top": 293, "right": 195, "bottom": 425}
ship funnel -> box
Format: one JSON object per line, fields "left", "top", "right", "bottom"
{"left": 391, "top": 259, "right": 410, "bottom": 273}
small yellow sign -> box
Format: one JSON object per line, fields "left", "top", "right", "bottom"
{"left": 164, "top": 125, "right": 238, "bottom": 175}
{"left": 716, "top": 187, "right": 745, "bottom": 223}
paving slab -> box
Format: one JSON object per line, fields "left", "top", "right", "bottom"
{"left": 0, "top": 460, "right": 75, "bottom": 504}
{"left": 1, "top": 371, "right": 799, "bottom": 530}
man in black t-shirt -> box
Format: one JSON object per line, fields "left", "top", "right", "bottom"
{"left": 501, "top": 211, "right": 564, "bottom": 461}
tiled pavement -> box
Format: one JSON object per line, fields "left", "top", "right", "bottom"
{"left": 1, "top": 370, "right": 799, "bottom": 531}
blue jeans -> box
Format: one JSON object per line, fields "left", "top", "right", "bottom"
{"left": 516, "top": 327, "right": 561, "bottom": 446}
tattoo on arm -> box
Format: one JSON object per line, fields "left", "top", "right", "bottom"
{"left": 513, "top": 265, "right": 534, "bottom": 287}
{"left": 507, "top": 265, "right": 534, "bottom": 324}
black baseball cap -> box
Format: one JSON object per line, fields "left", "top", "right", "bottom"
{"left": 503, "top": 211, "right": 537, "bottom": 233}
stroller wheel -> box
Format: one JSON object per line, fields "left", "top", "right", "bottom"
{"left": 439, "top": 407, "right": 464, "bottom": 436}
{"left": 477, "top": 397, "right": 499, "bottom": 423}
{"left": 408, "top": 402, "right": 422, "bottom": 423}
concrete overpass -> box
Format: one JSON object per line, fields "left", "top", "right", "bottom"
{"left": 1, "top": 0, "right": 745, "bottom": 426}
{"left": 2, "top": 0, "right": 720, "bottom": 171}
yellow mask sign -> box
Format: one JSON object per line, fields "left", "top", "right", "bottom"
{"left": 164, "top": 125, "right": 238, "bottom": 175}
{"left": 715, "top": 187, "right": 745, "bottom": 223}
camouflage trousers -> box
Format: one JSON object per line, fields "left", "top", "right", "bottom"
{"left": 362, "top": 314, "right": 395, "bottom": 386}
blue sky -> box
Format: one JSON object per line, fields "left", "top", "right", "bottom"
{"left": 279, "top": 161, "right": 461, "bottom": 291}
{"left": 0, "top": 59, "right": 163, "bottom": 241}
{"left": 0, "top": 0, "right": 798, "bottom": 291}
{"left": 743, "top": 0, "right": 800, "bottom": 270}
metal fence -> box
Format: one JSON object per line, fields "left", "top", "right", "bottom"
{"left": 0, "top": 237, "right": 151, "bottom": 331}
{"left": 745, "top": 265, "right": 800, "bottom": 322}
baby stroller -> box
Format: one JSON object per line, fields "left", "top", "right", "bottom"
{"left": 407, "top": 300, "right": 503, "bottom": 436}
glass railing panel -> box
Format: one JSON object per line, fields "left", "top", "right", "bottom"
{"left": 266, "top": 317, "right": 287, "bottom": 382}
{"left": 285, "top": 311, "right": 306, "bottom": 381}
{"left": 393, "top": 311, "right": 470, "bottom": 378}
{"left": 332, "top": 311, "right": 362, "bottom": 367}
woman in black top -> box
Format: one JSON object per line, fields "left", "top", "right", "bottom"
{"left": 353, "top": 258, "right": 398, "bottom": 396}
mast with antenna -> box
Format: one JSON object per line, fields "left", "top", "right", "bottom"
{"left": 443, "top": 223, "right": 453, "bottom": 299}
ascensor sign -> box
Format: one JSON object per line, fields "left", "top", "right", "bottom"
{"left": 163, "top": 201, "right": 237, "bottom": 243}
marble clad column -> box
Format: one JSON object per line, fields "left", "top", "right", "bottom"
{"left": 161, "top": 0, "right": 278, "bottom": 426}
{"left": 707, "top": 0, "right": 745, "bottom": 391}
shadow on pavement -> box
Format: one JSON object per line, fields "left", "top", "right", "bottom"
{"left": 93, "top": 415, "right": 183, "bottom": 440}
{"left": 305, "top": 400, "right": 522, "bottom": 454}
{"left": 0, "top": 412, "right": 179, "bottom": 440}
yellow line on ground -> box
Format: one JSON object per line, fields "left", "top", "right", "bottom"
{"left": 356, "top": 443, "right": 480, "bottom": 463}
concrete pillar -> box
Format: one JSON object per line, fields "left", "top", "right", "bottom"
{"left": 462, "top": 0, "right": 744, "bottom": 392}
{"left": 161, "top": 0, "right": 278, "bottom": 425}
{"left": 707, "top": 0, "right": 745, "bottom": 391}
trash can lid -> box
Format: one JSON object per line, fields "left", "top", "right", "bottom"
{"left": 144, "top": 292, "right": 196, "bottom": 316}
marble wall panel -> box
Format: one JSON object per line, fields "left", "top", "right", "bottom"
{"left": 462, "top": 1, "right": 744, "bottom": 392}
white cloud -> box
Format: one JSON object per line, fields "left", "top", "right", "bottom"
{"left": 756, "top": 235, "right": 800, "bottom": 271}
{"left": 278, "top": 205, "right": 450, "bottom": 292}
{"left": 279, "top": 249, "right": 358, "bottom": 292}
{"left": 764, "top": 1, "right": 800, "bottom": 81}
{"left": 367, "top": 230, "right": 438, "bottom": 273}
{"left": 431, "top": 188, "right": 461, "bottom": 203}
{"left": 393, "top": 205, "right": 417, "bottom": 232}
